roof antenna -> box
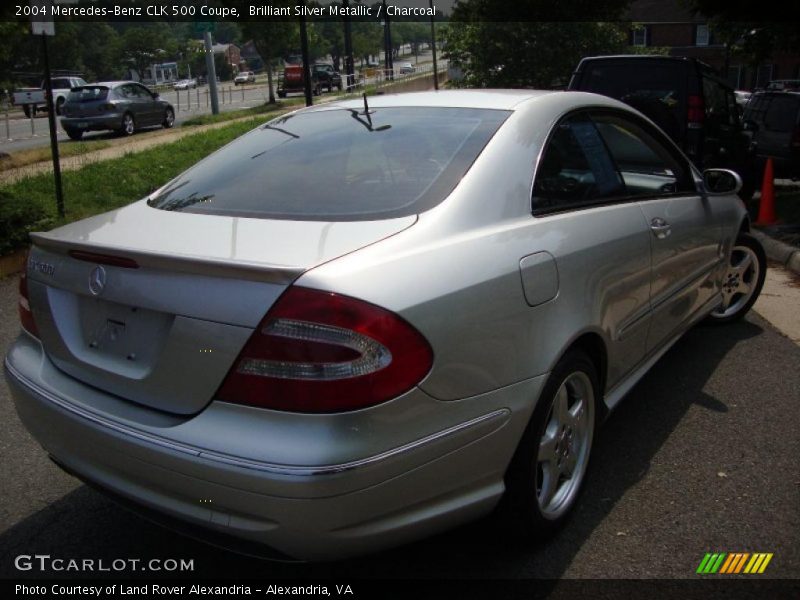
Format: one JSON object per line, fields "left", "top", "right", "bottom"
{"left": 362, "top": 92, "right": 373, "bottom": 127}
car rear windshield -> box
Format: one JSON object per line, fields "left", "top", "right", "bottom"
{"left": 67, "top": 86, "right": 109, "bottom": 102}
{"left": 575, "top": 61, "right": 686, "bottom": 139}
{"left": 147, "top": 107, "right": 510, "bottom": 221}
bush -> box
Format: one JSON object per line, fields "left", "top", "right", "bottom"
{"left": 0, "top": 190, "right": 56, "bottom": 255}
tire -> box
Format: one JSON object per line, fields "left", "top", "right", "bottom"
{"left": 498, "top": 348, "right": 598, "bottom": 540}
{"left": 706, "top": 232, "right": 766, "bottom": 324}
{"left": 119, "top": 112, "right": 135, "bottom": 136}
{"left": 277, "top": 91, "right": 286, "bottom": 99}
{"left": 64, "top": 127, "right": 83, "bottom": 141}
{"left": 23, "top": 104, "right": 37, "bottom": 118}
{"left": 162, "top": 107, "right": 175, "bottom": 129}
{"left": 56, "top": 97, "right": 65, "bottom": 116}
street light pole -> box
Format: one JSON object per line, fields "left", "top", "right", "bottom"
{"left": 429, "top": 0, "right": 439, "bottom": 90}
{"left": 40, "top": 33, "right": 64, "bottom": 218}
{"left": 383, "top": 0, "right": 393, "bottom": 81}
{"left": 299, "top": 3, "right": 313, "bottom": 106}
{"left": 343, "top": 0, "right": 355, "bottom": 91}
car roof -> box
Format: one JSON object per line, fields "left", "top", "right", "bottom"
{"left": 752, "top": 90, "right": 800, "bottom": 97}
{"left": 316, "top": 89, "right": 556, "bottom": 111}
{"left": 95, "top": 81, "right": 136, "bottom": 87}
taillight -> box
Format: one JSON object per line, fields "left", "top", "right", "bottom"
{"left": 18, "top": 264, "right": 40, "bottom": 338}
{"left": 217, "top": 287, "right": 433, "bottom": 413}
{"left": 688, "top": 94, "right": 705, "bottom": 129}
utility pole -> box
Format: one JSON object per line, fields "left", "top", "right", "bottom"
{"left": 40, "top": 34, "right": 64, "bottom": 218}
{"left": 383, "top": 0, "right": 393, "bottom": 81}
{"left": 343, "top": 0, "right": 355, "bottom": 91}
{"left": 203, "top": 31, "right": 219, "bottom": 115}
{"left": 429, "top": 0, "right": 439, "bottom": 90}
{"left": 299, "top": 4, "right": 313, "bottom": 106}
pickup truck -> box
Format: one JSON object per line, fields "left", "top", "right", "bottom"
{"left": 14, "top": 76, "right": 88, "bottom": 117}
{"left": 277, "top": 65, "right": 321, "bottom": 98}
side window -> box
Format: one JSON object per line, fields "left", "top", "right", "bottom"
{"left": 702, "top": 78, "right": 732, "bottom": 127}
{"left": 134, "top": 84, "right": 152, "bottom": 98}
{"left": 764, "top": 96, "right": 800, "bottom": 132}
{"left": 592, "top": 113, "right": 696, "bottom": 197}
{"left": 533, "top": 114, "right": 625, "bottom": 212}
{"left": 744, "top": 95, "right": 769, "bottom": 124}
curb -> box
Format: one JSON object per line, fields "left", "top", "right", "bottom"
{"left": 751, "top": 229, "right": 800, "bottom": 276}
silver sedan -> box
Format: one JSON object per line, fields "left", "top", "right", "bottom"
{"left": 5, "top": 90, "right": 766, "bottom": 561}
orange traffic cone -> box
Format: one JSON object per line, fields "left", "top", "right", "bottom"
{"left": 755, "top": 157, "right": 777, "bottom": 226}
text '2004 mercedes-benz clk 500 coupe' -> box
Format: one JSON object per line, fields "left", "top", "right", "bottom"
{"left": 5, "top": 90, "right": 766, "bottom": 561}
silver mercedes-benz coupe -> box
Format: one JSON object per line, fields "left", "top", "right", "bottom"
{"left": 5, "top": 90, "right": 766, "bottom": 560}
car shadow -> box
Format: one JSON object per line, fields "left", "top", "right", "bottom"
{"left": 0, "top": 318, "right": 765, "bottom": 580}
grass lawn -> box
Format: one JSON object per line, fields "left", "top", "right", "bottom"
{"left": 0, "top": 139, "right": 114, "bottom": 173}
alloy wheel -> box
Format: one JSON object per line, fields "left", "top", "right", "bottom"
{"left": 536, "top": 371, "right": 595, "bottom": 520}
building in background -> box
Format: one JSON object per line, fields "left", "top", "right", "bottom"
{"left": 627, "top": 0, "right": 800, "bottom": 90}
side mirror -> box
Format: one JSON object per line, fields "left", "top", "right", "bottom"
{"left": 703, "top": 169, "right": 742, "bottom": 195}
{"left": 152, "top": 92, "right": 160, "bottom": 99}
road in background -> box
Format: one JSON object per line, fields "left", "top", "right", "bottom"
{"left": 0, "top": 51, "right": 443, "bottom": 155}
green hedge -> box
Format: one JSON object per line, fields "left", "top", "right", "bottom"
{"left": 0, "top": 190, "right": 56, "bottom": 256}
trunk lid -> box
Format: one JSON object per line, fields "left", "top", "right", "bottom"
{"left": 27, "top": 200, "right": 416, "bottom": 415}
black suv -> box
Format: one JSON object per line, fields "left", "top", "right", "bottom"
{"left": 743, "top": 91, "right": 800, "bottom": 180}
{"left": 568, "top": 55, "right": 755, "bottom": 197}
{"left": 312, "top": 64, "right": 342, "bottom": 93}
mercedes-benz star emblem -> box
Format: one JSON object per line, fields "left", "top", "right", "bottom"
{"left": 88, "top": 266, "right": 107, "bottom": 296}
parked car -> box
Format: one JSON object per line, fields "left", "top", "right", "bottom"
{"left": 568, "top": 55, "right": 756, "bottom": 198}
{"left": 734, "top": 90, "right": 752, "bottom": 108}
{"left": 277, "top": 65, "right": 321, "bottom": 98}
{"left": 7, "top": 90, "right": 765, "bottom": 561}
{"left": 742, "top": 90, "right": 800, "bottom": 180}
{"left": 311, "top": 64, "right": 342, "bottom": 92}
{"left": 399, "top": 62, "right": 416, "bottom": 74}
{"left": 234, "top": 71, "right": 256, "bottom": 86}
{"left": 60, "top": 81, "right": 175, "bottom": 141}
{"left": 765, "top": 79, "right": 800, "bottom": 92}
{"left": 173, "top": 78, "right": 197, "bottom": 90}
{"left": 14, "top": 76, "right": 88, "bottom": 117}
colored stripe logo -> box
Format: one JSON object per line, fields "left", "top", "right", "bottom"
{"left": 697, "top": 552, "right": 773, "bottom": 574}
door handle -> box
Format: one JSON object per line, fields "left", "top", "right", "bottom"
{"left": 650, "top": 217, "right": 672, "bottom": 240}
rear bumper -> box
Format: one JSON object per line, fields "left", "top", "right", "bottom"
{"left": 5, "top": 333, "right": 543, "bottom": 560}
{"left": 61, "top": 114, "right": 123, "bottom": 132}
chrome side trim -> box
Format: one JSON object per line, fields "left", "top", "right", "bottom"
{"left": 4, "top": 358, "right": 509, "bottom": 477}
{"left": 604, "top": 293, "right": 722, "bottom": 411}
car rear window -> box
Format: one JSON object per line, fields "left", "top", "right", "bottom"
{"left": 147, "top": 107, "right": 510, "bottom": 221}
{"left": 574, "top": 61, "right": 686, "bottom": 140}
{"left": 67, "top": 86, "right": 109, "bottom": 102}
{"left": 763, "top": 95, "right": 800, "bottom": 131}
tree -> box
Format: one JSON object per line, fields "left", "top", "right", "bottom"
{"left": 239, "top": 19, "right": 298, "bottom": 103}
{"left": 684, "top": 0, "right": 800, "bottom": 86}
{"left": 122, "top": 25, "right": 177, "bottom": 81}
{"left": 444, "top": 21, "right": 630, "bottom": 89}
{"left": 79, "top": 23, "right": 123, "bottom": 80}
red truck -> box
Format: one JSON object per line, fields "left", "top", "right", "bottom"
{"left": 277, "top": 65, "right": 321, "bottom": 98}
